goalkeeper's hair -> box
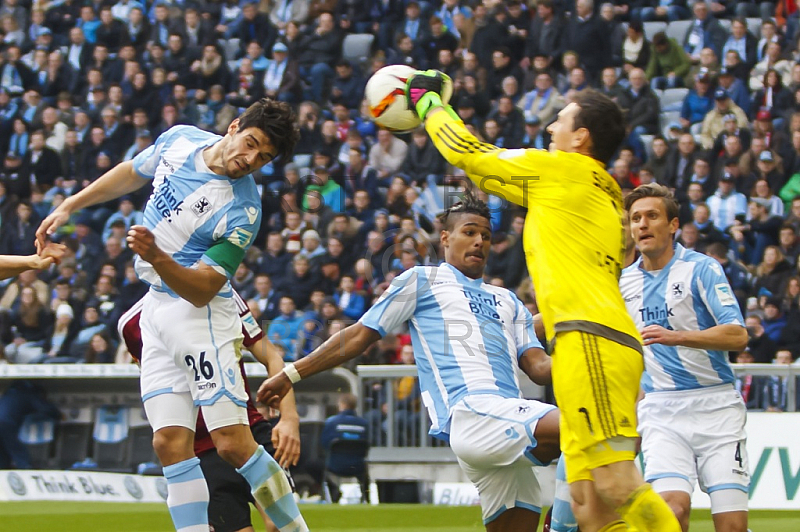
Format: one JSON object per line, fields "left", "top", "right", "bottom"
{"left": 572, "top": 89, "right": 626, "bottom": 165}
{"left": 438, "top": 191, "right": 491, "bottom": 230}
{"left": 624, "top": 183, "right": 680, "bottom": 223}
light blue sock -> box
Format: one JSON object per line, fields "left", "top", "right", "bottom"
{"left": 551, "top": 454, "right": 579, "bottom": 532}
{"left": 162, "top": 457, "right": 209, "bottom": 532}
{"left": 237, "top": 445, "right": 308, "bottom": 532}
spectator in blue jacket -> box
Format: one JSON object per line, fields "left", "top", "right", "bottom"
{"left": 681, "top": 70, "right": 715, "bottom": 128}
{"left": 762, "top": 297, "right": 788, "bottom": 344}
{"left": 333, "top": 274, "right": 366, "bottom": 320}
{"left": 101, "top": 196, "right": 143, "bottom": 243}
{"left": 267, "top": 295, "right": 305, "bottom": 360}
{"left": 718, "top": 66, "right": 752, "bottom": 115}
{"left": 330, "top": 60, "right": 365, "bottom": 111}
{"left": 321, "top": 393, "right": 369, "bottom": 501}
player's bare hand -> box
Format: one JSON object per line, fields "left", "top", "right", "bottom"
{"left": 35, "top": 208, "right": 71, "bottom": 252}
{"left": 257, "top": 372, "right": 292, "bottom": 408}
{"left": 33, "top": 243, "right": 67, "bottom": 269}
{"left": 272, "top": 416, "right": 301, "bottom": 468}
{"left": 127, "top": 225, "right": 161, "bottom": 263}
{"left": 640, "top": 324, "right": 683, "bottom": 346}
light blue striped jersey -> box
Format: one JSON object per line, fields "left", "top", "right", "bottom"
{"left": 359, "top": 262, "right": 543, "bottom": 439}
{"left": 132, "top": 125, "right": 262, "bottom": 296}
{"left": 619, "top": 243, "right": 744, "bottom": 393}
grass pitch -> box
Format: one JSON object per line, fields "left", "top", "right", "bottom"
{"left": 1, "top": 502, "right": 798, "bottom": 531}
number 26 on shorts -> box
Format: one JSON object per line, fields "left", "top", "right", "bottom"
{"left": 185, "top": 351, "right": 214, "bottom": 381}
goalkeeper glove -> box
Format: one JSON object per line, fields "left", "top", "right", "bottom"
{"left": 406, "top": 69, "right": 450, "bottom": 121}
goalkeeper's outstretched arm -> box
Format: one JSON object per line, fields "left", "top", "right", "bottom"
{"left": 407, "top": 70, "right": 539, "bottom": 206}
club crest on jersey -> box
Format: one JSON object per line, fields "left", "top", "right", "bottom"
{"left": 671, "top": 282, "right": 685, "bottom": 300}
{"left": 191, "top": 196, "right": 212, "bottom": 217}
{"left": 153, "top": 177, "right": 183, "bottom": 222}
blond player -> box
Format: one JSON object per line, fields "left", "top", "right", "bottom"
{"left": 401, "top": 71, "right": 681, "bottom": 532}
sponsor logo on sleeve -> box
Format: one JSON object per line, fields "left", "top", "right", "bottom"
{"left": 715, "top": 283, "right": 737, "bottom": 306}
{"left": 228, "top": 227, "right": 253, "bottom": 249}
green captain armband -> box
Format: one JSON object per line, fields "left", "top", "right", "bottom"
{"left": 203, "top": 239, "right": 246, "bottom": 278}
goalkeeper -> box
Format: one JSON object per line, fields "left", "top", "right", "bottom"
{"left": 406, "top": 71, "right": 681, "bottom": 532}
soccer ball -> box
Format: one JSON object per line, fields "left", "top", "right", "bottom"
{"left": 365, "top": 65, "right": 453, "bottom": 133}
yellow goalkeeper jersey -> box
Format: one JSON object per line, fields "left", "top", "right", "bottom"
{"left": 426, "top": 111, "right": 641, "bottom": 350}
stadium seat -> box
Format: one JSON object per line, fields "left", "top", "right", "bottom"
{"left": 640, "top": 134, "right": 655, "bottom": 160}
{"left": 660, "top": 110, "right": 682, "bottom": 131}
{"left": 93, "top": 406, "right": 130, "bottom": 471}
{"left": 18, "top": 415, "right": 56, "bottom": 469}
{"left": 322, "top": 438, "right": 370, "bottom": 504}
{"left": 719, "top": 19, "right": 732, "bottom": 32}
{"left": 746, "top": 18, "right": 763, "bottom": 36}
{"left": 342, "top": 33, "right": 374, "bottom": 70}
{"left": 643, "top": 21, "right": 668, "bottom": 40}
{"left": 56, "top": 407, "right": 93, "bottom": 469}
{"left": 660, "top": 88, "right": 690, "bottom": 111}
{"left": 298, "top": 421, "right": 324, "bottom": 466}
{"left": 127, "top": 406, "right": 157, "bottom": 470}
{"left": 666, "top": 20, "right": 692, "bottom": 43}
{"left": 219, "top": 38, "right": 241, "bottom": 63}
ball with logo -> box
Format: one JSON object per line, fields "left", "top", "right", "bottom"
{"left": 365, "top": 65, "right": 453, "bottom": 133}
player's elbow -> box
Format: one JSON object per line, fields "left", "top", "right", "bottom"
{"left": 190, "top": 273, "right": 228, "bottom": 307}
{"left": 350, "top": 324, "right": 381, "bottom": 352}
{"left": 732, "top": 327, "right": 749, "bottom": 351}
{"left": 187, "top": 288, "right": 219, "bottom": 308}
{"left": 188, "top": 296, "right": 213, "bottom": 308}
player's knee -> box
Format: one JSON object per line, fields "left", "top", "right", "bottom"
{"left": 211, "top": 426, "right": 257, "bottom": 468}
{"left": 661, "top": 491, "right": 691, "bottom": 530}
{"left": 152, "top": 427, "right": 194, "bottom": 465}
{"left": 669, "top": 501, "right": 691, "bottom": 530}
{"left": 593, "top": 465, "right": 640, "bottom": 508}
{"left": 214, "top": 438, "right": 250, "bottom": 468}
{"left": 568, "top": 482, "right": 590, "bottom": 520}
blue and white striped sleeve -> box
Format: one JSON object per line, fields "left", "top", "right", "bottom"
{"left": 696, "top": 259, "right": 745, "bottom": 327}
{"left": 513, "top": 294, "right": 543, "bottom": 359}
{"left": 359, "top": 268, "right": 420, "bottom": 336}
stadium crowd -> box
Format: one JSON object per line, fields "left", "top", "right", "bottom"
{"left": 0, "top": 0, "right": 799, "bottom": 413}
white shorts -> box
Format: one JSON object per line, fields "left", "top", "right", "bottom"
{"left": 638, "top": 384, "right": 750, "bottom": 513}
{"left": 139, "top": 289, "right": 248, "bottom": 430}
{"left": 448, "top": 394, "right": 557, "bottom": 525}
